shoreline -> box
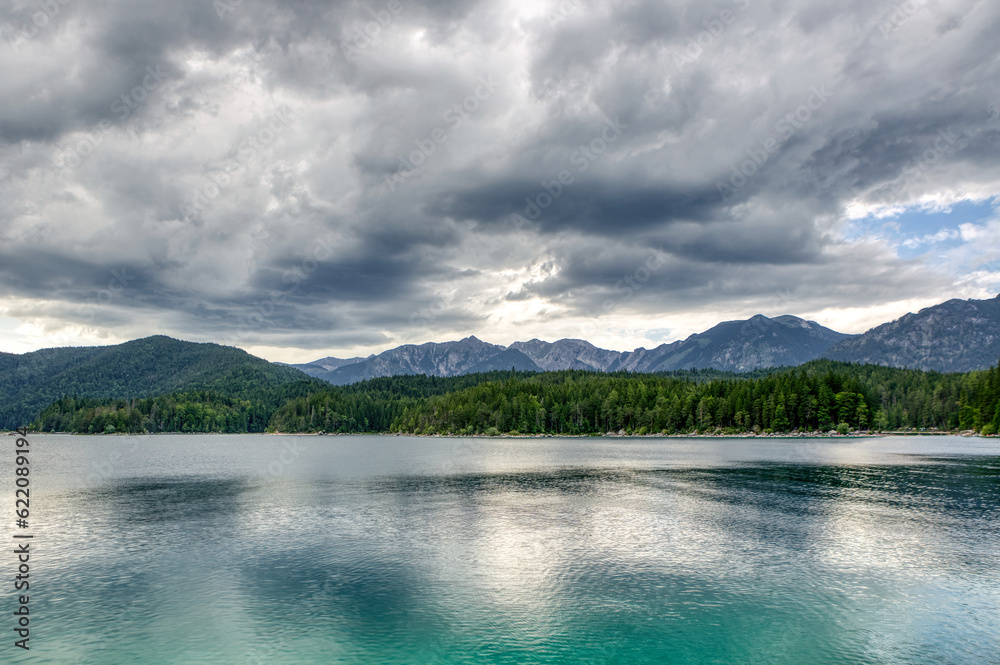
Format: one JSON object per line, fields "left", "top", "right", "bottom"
{"left": 12, "top": 430, "right": 989, "bottom": 438}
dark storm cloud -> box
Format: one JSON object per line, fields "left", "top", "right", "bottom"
{"left": 0, "top": 0, "right": 227, "bottom": 143}
{"left": 0, "top": 249, "right": 151, "bottom": 301}
{"left": 2, "top": 0, "right": 999, "bottom": 355}
{"left": 0, "top": 0, "right": 487, "bottom": 143}
{"left": 253, "top": 255, "right": 434, "bottom": 304}
{"left": 436, "top": 177, "right": 723, "bottom": 234}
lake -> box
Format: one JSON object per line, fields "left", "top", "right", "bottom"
{"left": 5, "top": 434, "right": 1000, "bottom": 664}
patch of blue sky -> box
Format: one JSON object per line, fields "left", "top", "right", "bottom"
{"left": 846, "top": 198, "right": 998, "bottom": 259}
{"left": 645, "top": 328, "right": 676, "bottom": 343}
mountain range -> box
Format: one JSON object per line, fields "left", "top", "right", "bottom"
{"left": 283, "top": 313, "right": 852, "bottom": 384}
{"left": 824, "top": 294, "right": 1000, "bottom": 372}
{"left": 286, "top": 294, "right": 1000, "bottom": 383}
{"left": 2, "top": 293, "right": 997, "bottom": 429}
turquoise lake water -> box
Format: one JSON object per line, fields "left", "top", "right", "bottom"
{"left": 4, "top": 434, "right": 1000, "bottom": 664}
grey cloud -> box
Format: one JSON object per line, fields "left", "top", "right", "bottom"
{"left": 437, "top": 177, "right": 723, "bottom": 234}
{"left": 1, "top": 0, "right": 998, "bottom": 354}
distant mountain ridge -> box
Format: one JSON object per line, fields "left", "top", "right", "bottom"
{"left": 823, "top": 295, "right": 1000, "bottom": 372}
{"left": 305, "top": 337, "right": 543, "bottom": 385}
{"left": 278, "top": 355, "right": 368, "bottom": 378}
{"left": 302, "top": 314, "right": 852, "bottom": 385}
{"left": 294, "top": 295, "right": 1000, "bottom": 384}
{"left": 611, "top": 314, "right": 853, "bottom": 373}
{"left": 509, "top": 339, "right": 621, "bottom": 372}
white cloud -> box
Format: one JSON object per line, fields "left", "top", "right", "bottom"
{"left": 901, "top": 227, "right": 960, "bottom": 248}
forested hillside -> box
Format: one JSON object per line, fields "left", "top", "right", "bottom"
{"left": 2, "top": 336, "right": 320, "bottom": 429}
{"left": 32, "top": 370, "right": 542, "bottom": 433}
{"left": 381, "top": 361, "right": 1000, "bottom": 435}
{"left": 33, "top": 361, "right": 1000, "bottom": 436}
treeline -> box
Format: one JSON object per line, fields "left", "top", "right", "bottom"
{"left": 268, "top": 361, "right": 1000, "bottom": 435}
{"left": 264, "top": 370, "right": 553, "bottom": 433}
{"left": 30, "top": 361, "right": 1000, "bottom": 436}
{"left": 805, "top": 360, "right": 1000, "bottom": 434}
{"left": 393, "top": 371, "right": 872, "bottom": 435}
{"left": 34, "top": 393, "right": 269, "bottom": 434}
{"left": 31, "top": 371, "right": 545, "bottom": 434}
{"left": 33, "top": 379, "right": 322, "bottom": 434}
{"left": 264, "top": 369, "right": 770, "bottom": 433}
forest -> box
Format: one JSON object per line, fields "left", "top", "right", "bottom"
{"left": 31, "top": 360, "right": 1000, "bottom": 436}
{"left": 0, "top": 335, "right": 323, "bottom": 430}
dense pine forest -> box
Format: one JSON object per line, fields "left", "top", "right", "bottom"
{"left": 30, "top": 360, "right": 1000, "bottom": 436}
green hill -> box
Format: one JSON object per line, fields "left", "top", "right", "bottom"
{"left": 1, "top": 336, "right": 319, "bottom": 429}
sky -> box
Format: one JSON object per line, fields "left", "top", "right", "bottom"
{"left": 1, "top": 0, "right": 998, "bottom": 363}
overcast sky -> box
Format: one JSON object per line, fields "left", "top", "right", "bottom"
{"left": 1, "top": 0, "right": 998, "bottom": 362}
